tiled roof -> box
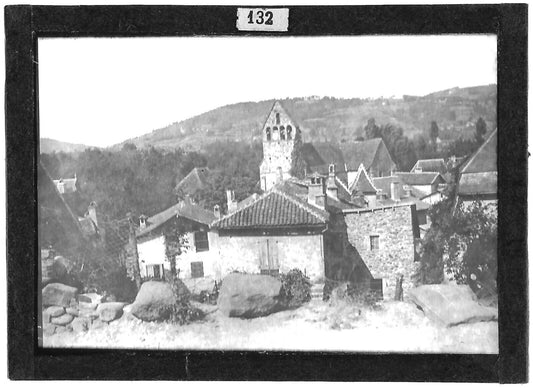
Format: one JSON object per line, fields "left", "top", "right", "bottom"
{"left": 279, "top": 179, "right": 360, "bottom": 211}
{"left": 411, "top": 158, "right": 446, "bottom": 173}
{"left": 372, "top": 176, "right": 404, "bottom": 197}
{"left": 211, "top": 188, "right": 329, "bottom": 230}
{"left": 301, "top": 142, "right": 347, "bottom": 174}
{"left": 137, "top": 200, "right": 216, "bottom": 237}
{"left": 457, "top": 171, "right": 497, "bottom": 196}
{"left": 460, "top": 129, "right": 497, "bottom": 174}
{"left": 174, "top": 167, "right": 210, "bottom": 195}
{"left": 339, "top": 138, "right": 383, "bottom": 171}
{"left": 394, "top": 172, "right": 445, "bottom": 186}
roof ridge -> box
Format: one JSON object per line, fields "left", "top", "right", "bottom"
{"left": 271, "top": 187, "right": 328, "bottom": 222}
{"left": 335, "top": 176, "right": 351, "bottom": 195}
{"left": 460, "top": 128, "right": 497, "bottom": 174}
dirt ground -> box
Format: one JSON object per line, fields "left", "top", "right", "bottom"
{"left": 43, "top": 299, "right": 498, "bottom": 353}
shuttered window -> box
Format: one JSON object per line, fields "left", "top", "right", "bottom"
{"left": 194, "top": 231, "right": 209, "bottom": 252}
{"left": 370, "top": 235, "right": 380, "bottom": 251}
{"left": 146, "top": 264, "right": 164, "bottom": 279}
{"left": 190, "top": 261, "right": 204, "bottom": 278}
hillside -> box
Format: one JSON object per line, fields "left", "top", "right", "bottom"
{"left": 40, "top": 138, "right": 94, "bottom": 154}
{"left": 115, "top": 84, "right": 496, "bottom": 151}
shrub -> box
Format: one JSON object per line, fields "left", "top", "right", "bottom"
{"left": 167, "top": 278, "right": 204, "bottom": 324}
{"left": 278, "top": 269, "right": 311, "bottom": 308}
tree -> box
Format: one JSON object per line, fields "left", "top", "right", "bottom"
{"left": 429, "top": 121, "right": 439, "bottom": 143}
{"left": 363, "top": 118, "right": 380, "bottom": 140}
{"left": 475, "top": 117, "right": 487, "bottom": 144}
{"left": 290, "top": 128, "right": 307, "bottom": 179}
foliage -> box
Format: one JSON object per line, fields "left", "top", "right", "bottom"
{"left": 429, "top": 121, "right": 439, "bottom": 142}
{"left": 289, "top": 128, "right": 307, "bottom": 179}
{"left": 167, "top": 278, "right": 205, "bottom": 324}
{"left": 416, "top": 197, "right": 497, "bottom": 297}
{"left": 475, "top": 117, "right": 488, "bottom": 145}
{"left": 278, "top": 269, "right": 312, "bottom": 308}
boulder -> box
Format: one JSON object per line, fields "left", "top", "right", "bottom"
{"left": 218, "top": 273, "right": 283, "bottom": 318}
{"left": 71, "top": 317, "right": 91, "bottom": 333}
{"left": 42, "top": 283, "right": 78, "bottom": 307}
{"left": 130, "top": 280, "right": 187, "bottom": 322}
{"left": 65, "top": 307, "right": 79, "bottom": 317}
{"left": 97, "top": 302, "right": 125, "bottom": 322}
{"left": 51, "top": 313, "right": 74, "bottom": 326}
{"left": 407, "top": 284, "right": 498, "bottom": 327}
{"left": 43, "top": 323, "right": 57, "bottom": 336}
{"left": 44, "top": 306, "right": 65, "bottom": 318}
{"left": 91, "top": 319, "right": 108, "bottom": 330}
{"left": 78, "top": 293, "right": 103, "bottom": 305}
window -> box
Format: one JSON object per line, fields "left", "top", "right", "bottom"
{"left": 146, "top": 264, "right": 164, "bottom": 279}
{"left": 266, "top": 127, "right": 271, "bottom": 141}
{"left": 190, "top": 261, "right": 204, "bottom": 278}
{"left": 276, "top": 112, "right": 280, "bottom": 124}
{"left": 280, "top": 126, "right": 285, "bottom": 140}
{"left": 370, "top": 235, "right": 380, "bottom": 251}
{"left": 194, "top": 231, "right": 209, "bottom": 252}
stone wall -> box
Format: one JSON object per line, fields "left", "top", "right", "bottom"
{"left": 212, "top": 232, "right": 325, "bottom": 282}
{"left": 343, "top": 205, "right": 419, "bottom": 299}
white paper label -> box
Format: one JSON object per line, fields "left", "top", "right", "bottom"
{"left": 236, "top": 8, "right": 289, "bottom": 32}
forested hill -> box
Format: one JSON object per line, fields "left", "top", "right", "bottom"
{"left": 40, "top": 138, "right": 93, "bottom": 154}
{"left": 115, "top": 84, "right": 496, "bottom": 151}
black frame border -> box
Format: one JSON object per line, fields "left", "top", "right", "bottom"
{"left": 5, "top": 4, "right": 528, "bottom": 382}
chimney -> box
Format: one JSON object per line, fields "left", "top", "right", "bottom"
{"left": 87, "top": 201, "right": 98, "bottom": 227}
{"left": 390, "top": 182, "right": 400, "bottom": 202}
{"left": 214, "top": 204, "right": 221, "bottom": 219}
{"left": 139, "top": 214, "right": 147, "bottom": 230}
{"left": 226, "top": 190, "right": 237, "bottom": 213}
{"left": 326, "top": 164, "right": 338, "bottom": 200}
{"left": 308, "top": 174, "right": 326, "bottom": 209}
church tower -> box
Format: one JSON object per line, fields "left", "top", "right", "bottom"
{"left": 259, "top": 101, "right": 300, "bottom": 191}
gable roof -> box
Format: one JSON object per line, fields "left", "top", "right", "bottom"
{"left": 411, "top": 158, "right": 446, "bottom": 173}
{"left": 457, "top": 172, "right": 497, "bottom": 196}
{"left": 211, "top": 188, "right": 329, "bottom": 230}
{"left": 137, "top": 200, "right": 216, "bottom": 238}
{"left": 460, "top": 129, "right": 497, "bottom": 174}
{"left": 349, "top": 164, "right": 378, "bottom": 194}
{"left": 339, "top": 138, "right": 383, "bottom": 171}
{"left": 394, "top": 172, "right": 445, "bottom": 186}
{"left": 174, "top": 167, "right": 210, "bottom": 195}
{"left": 262, "top": 101, "right": 300, "bottom": 132}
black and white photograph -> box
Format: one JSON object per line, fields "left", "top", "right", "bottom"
{"left": 37, "top": 33, "right": 499, "bottom": 353}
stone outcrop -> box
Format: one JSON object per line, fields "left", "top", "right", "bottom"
{"left": 407, "top": 284, "right": 498, "bottom": 327}
{"left": 130, "top": 281, "right": 182, "bottom": 322}
{"left": 42, "top": 283, "right": 78, "bottom": 307}
{"left": 218, "top": 273, "right": 283, "bottom": 318}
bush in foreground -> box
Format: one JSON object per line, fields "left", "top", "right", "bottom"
{"left": 278, "top": 269, "right": 311, "bottom": 309}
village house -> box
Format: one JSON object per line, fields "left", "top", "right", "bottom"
{"left": 135, "top": 198, "right": 217, "bottom": 280}
{"left": 393, "top": 172, "right": 447, "bottom": 197}
{"left": 53, "top": 174, "right": 78, "bottom": 194}
{"left": 456, "top": 129, "right": 497, "bottom": 207}
{"left": 410, "top": 158, "right": 447, "bottom": 174}
{"left": 173, "top": 166, "right": 210, "bottom": 199}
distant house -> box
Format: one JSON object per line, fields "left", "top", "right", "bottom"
{"left": 340, "top": 138, "right": 397, "bottom": 182}
{"left": 411, "top": 158, "right": 447, "bottom": 174}
{"left": 456, "top": 129, "right": 497, "bottom": 206}
{"left": 394, "top": 172, "right": 447, "bottom": 197}
{"left": 53, "top": 175, "right": 78, "bottom": 194}
{"left": 174, "top": 167, "right": 210, "bottom": 198}
{"left": 136, "top": 198, "right": 217, "bottom": 280}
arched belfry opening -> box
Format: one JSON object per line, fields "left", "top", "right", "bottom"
{"left": 273, "top": 126, "right": 279, "bottom": 140}
{"left": 280, "top": 126, "right": 286, "bottom": 140}
{"left": 276, "top": 112, "right": 280, "bottom": 125}
{"left": 266, "top": 127, "right": 271, "bottom": 141}
{"left": 287, "top": 125, "right": 292, "bottom": 140}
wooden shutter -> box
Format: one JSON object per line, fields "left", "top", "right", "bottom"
{"left": 191, "top": 261, "right": 204, "bottom": 278}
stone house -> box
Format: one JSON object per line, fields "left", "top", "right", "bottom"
{"left": 135, "top": 199, "right": 217, "bottom": 280}
{"left": 456, "top": 129, "right": 497, "bottom": 206}
{"left": 393, "top": 172, "right": 447, "bottom": 197}
{"left": 342, "top": 203, "right": 421, "bottom": 299}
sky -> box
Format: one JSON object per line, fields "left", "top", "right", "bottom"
{"left": 38, "top": 35, "right": 497, "bottom": 147}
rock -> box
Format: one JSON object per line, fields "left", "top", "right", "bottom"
{"left": 42, "top": 310, "right": 51, "bottom": 324}
{"left": 79, "top": 301, "right": 98, "bottom": 310}
{"left": 65, "top": 307, "right": 79, "bottom": 316}
{"left": 130, "top": 280, "right": 187, "bottom": 322}
{"left": 91, "top": 319, "right": 108, "bottom": 330}
{"left": 407, "top": 284, "right": 498, "bottom": 327}
{"left": 43, "top": 323, "right": 57, "bottom": 336}
{"left": 217, "top": 273, "right": 283, "bottom": 318}
{"left": 55, "top": 325, "right": 68, "bottom": 334}
{"left": 71, "top": 317, "right": 90, "bottom": 333}
{"left": 42, "top": 283, "right": 78, "bottom": 307}
{"left": 97, "top": 302, "right": 125, "bottom": 322}
{"left": 78, "top": 293, "right": 103, "bottom": 305}
{"left": 44, "top": 306, "right": 65, "bottom": 318}
{"left": 51, "top": 313, "right": 74, "bottom": 326}
{"left": 79, "top": 308, "right": 100, "bottom": 320}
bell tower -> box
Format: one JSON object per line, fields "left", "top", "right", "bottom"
{"left": 259, "top": 101, "right": 300, "bottom": 191}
